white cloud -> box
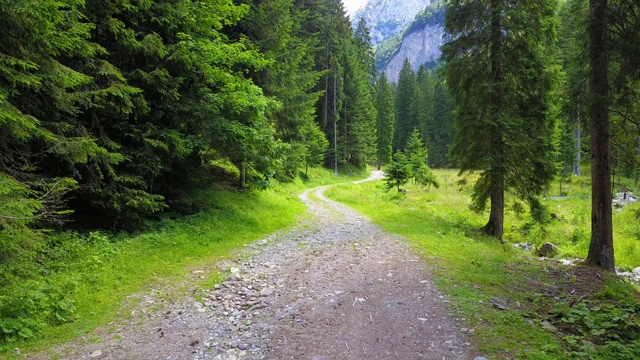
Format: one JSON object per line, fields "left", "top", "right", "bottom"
{"left": 343, "top": 0, "right": 368, "bottom": 16}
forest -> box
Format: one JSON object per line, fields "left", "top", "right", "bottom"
{"left": 1, "top": 0, "right": 640, "bottom": 358}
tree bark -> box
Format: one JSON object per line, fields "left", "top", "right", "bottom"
{"left": 333, "top": 69, "right": 339, "bottom": 176}
{"left": 586, "top": 0, "right": 615, "bottom": 271}
{"left": 484, "top": 176, "right": 505, "bottom": 241}
{"left": 240, "top": 163, "right": 247, "bottom": 191}
{"left": 574, "top": 123, "right": 582, "bottom": 176}
{"left": 484, "top": 0, "right": 505, "bottom": 241}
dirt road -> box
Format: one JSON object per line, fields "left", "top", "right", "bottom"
{"left": 32, "top": 172, "right": 477, "bottom": 360}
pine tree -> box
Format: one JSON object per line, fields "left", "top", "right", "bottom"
{"left": 340, "top": 20, "right": 377, "bottom": 169}
{"left": 413, "top": 65, "right": 435, "bottom": 155}
{"left": 586, "top": 0, "right": 614, "bottom": 270}
{"left": 0, "top": 0, "right": 109, "bottom": 277}
{"left": 406, "top": 129, "right": 439, "bottom": 190}
{"left": 431, "top": 80, "right": 455, "bottom": 168}
{"left": 442, "top": 0, "right": 559, "bottom": 240}
{"left": 375, "top": 71, "right": 395, "bottom": 169}
{"left": 295, "top": 0, "right": 351, "bottom": 171}
{"left": 235, "top": 0, "right": 325, "bottom": 181}
{"left": 384, "top": 151, "right": 411, "bottom": 192}
{"left": 353, "top": 17, "right": 377, "bottom": 88}
{"left": 393, "top": 58, "right": 417, "bottom": 151}
{"left": 558, "top": 0, "right": 589, "bottom": 177}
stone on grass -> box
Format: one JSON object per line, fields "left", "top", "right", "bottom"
{"left": 536, "top": 242, "right": 558, "bottom": 258}
{"left": 490, "top": 297, "right": 508, "bottom": 311}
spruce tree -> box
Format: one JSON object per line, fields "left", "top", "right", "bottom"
{"left": 393, "top": 59, "right": 417, "bottom": 151}
{"left": 557, "top": 0, "right": 589, "bottom": 177}
{"left": 406, "top": 129, "right": 439, "bottom": 190}
{"left": 340, "top": 20, "right": 377, "bottom": 169}
{"left": 384, "top": 151, "right": 411, "bottom": 192}
{"left": 0, "top": 0, "right": 109, "bottom": 275}
{"left": 375, "top": 72, "right": 395, "bottom": 169}
{"left": 442, "top": 0, "right": 559, "bottom": 240}
{"left": 586, "top": 0, "right": 614, "bottom": 270}
{"left": 413, "top": 65, "right": 435, "bottom": 163}
{"left": 431, "top": 81, "right": 455, "bottom": 168}
{"left": 236, "top": 0, "right": 324, "bottom": 181}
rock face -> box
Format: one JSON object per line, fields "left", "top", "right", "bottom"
{"left": 352, "top": 0, "right": 432, "bottom": 45}
{"left": 383, "top": 24, "right": 443, "bottom": 82}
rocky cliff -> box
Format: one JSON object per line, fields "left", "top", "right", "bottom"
{"left": 352, "top": 0, "right": 432, "bottom": 46}
{"left": 383, "top": 24, "right": 443, "bottom": 82}
{"left": 378, "top": 4, "right": 445, "bottom": 82}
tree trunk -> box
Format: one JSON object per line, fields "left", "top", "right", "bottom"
{"left": 484, "top": 0, "right": 505, "bottom": 241}
{"left": 574, "top": 123, "right": 582, "bottom": 176}
{"left": 240, "top": 163, "right": 247, "bottom": 191}
{"left": 586, "top": 0, "right": 615, "bottom": 271}
{"left": 333, "top": 69, "right": 339, "bottom": 176}
{"left": 484, "top": 175, "right": 505, "bottom": 241}
{"left": 560, "top": 178, "right": 563, "bottom": 197}
{"left": 633, "top": 137, "right": 640, "bottom": 185}
{"left": 324, "top": 34, "right": 329, "bottom": 130}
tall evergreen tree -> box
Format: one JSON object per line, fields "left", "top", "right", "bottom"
{"left": 586, "top": 0, "right": 614, "bottom": 270}
{"left": 431, "top": 80, "right": 455, "bottom": 168}
{"left": 442, "top": 0, "right": 559, "bottom": 240}
{"left": 341, "top": 43, "right": 377, "bottom": 168}
{"left": 339, "top": 17, "right": 377, "bottom": 169}
{"left": 413, "top": 65, "right": 435, "bottom": 159}
{"left": 393, "top": 58, "right": 417, "bottom": 151}
{"left": 353, "top": 17, "right": 377, "bottom": 87}
{"left": 0, "top": 0, "right": 106, "bottom": 276}
{"left": 375, "top": 71, "right": 395, "bottom": 169}
{"left": 235, "top": 0, "right": 325, "bottom": 181}
{"left": 294, "top": 0, "right": 350, "bottom": 171}
{"left": 558, "top": 0, "right": 589, "bottom": 177}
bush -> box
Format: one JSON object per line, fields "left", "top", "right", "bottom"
{"left": 0, "top": 280, "right": 77, "bottom": 342}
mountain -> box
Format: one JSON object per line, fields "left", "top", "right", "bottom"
{"left": 352, "top": 0, "right": 433, "bottom": 46}
{"left": 378, "top": 4, "right": 445, "bottom": 82}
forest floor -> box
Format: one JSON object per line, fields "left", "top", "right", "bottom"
{"left": 30, "top": 171, "right": 481, "bottom": 360}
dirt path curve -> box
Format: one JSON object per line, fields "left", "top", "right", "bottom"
{"left": 32, "top": 171, "right": 476, "bottom": 360}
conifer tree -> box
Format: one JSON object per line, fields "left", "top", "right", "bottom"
{"left": 442, "top": 0, "right": 559, "bottom": 240}
{"left": 353, "top": 17, "right": 377, "bottom": 88}
{"left": 406, "top": 129, "right": 439, "bottom": 190}
{"left": 557, "top": 0, "right": 589, "bottom": 177}
{"left": 0, "top": 0, "right": 112, "bottom": 274}
{"left": 393, "top": 59, "right": 417, "bottom": 151}
{"left": 375, "top": 72, "right": 395, "bottom": 169}
{"left": 413, "top": 65, "right": 435, "bottom": 161}
{"left": 431, "top": 81, "right": 455, "bottom": 168}
{"left": 586, "top": 0, "right": 614, "bottom": 270}
{"left": 340, "top": 19, "right": 377, "bottom": 169}
{"left": 236, "top": 0, "right": 325, "bottom": 181}
{"left": 384, "top": 151, "right": 411, "bottom": 192}
{"left": 294, "top": 0, "right": 351, "bottom": 170}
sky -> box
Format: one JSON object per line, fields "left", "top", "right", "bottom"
{"left": 343, "top": 0, "right": 368, "bottom": 16}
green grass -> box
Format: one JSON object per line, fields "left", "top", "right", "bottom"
{"left": 325, "top": 169, "right": 640, "bottom": 359}
{"left": 0, "top": 167, "right": 367, "bottom": 357}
